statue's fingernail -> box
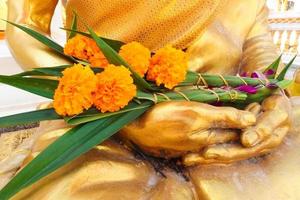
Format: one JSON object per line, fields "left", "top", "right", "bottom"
{"left": 243, "top": 133, "right": 258, "bottom": 147}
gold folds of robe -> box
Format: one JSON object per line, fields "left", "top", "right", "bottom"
{"left": 4, "top": 0, "right": 300, "bottom": 199}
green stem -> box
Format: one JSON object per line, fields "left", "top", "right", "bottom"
{"left": 136, "top": 89, "right": 247, "bottom": 104}
{"left": 179, "top": 71, "right": 278, "bottom": 87}
{"left": 245, "top": 87, "right": 272, "bottom": 103}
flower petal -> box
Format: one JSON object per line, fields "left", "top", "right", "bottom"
{"left": 264, "top": 69, "right": 275, "bottom": 76}
{"left": 236, "top": 85, "right": 257, "bottom": 94}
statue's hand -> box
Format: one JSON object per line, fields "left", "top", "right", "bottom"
{"left": 183, "top": 95, "right": 291, "bottom": 165}
{"left": 119, "top": 101, "right": 256, "bottom": 158}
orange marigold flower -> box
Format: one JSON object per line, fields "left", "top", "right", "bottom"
{"left": 147, "top": 45, "right": 188, "bottom": 89}
{"left": 53, "top": 64, "right": 97, "bottom": 116}
{"left": 119, "top": 42, "right": 151, "bottom": 77}
{"left": 64, "top": 35, "right": 109, "bottom": 68}
{"left": 92, "top": 65, "right": 136, "bottom": 113}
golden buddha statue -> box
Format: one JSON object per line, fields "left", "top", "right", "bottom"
{"left": 1, "top": 0, "right": 300, "bottom": 199}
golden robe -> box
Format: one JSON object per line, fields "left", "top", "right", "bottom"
{"left": 1, "top": 0, "right": 300, "bottom": 199}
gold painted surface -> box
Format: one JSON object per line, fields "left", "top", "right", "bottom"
{"left": 289, "top": 70, "right": 300, "bottom": 96}
{"left": 189, "top": 122, "right": 300, "bottom": 200}
{"left": 0, "top": 0, "right": 7, "bottom": 31}
{"left": 5, "top": 0, "right": 71, "bottom": 69}
{"left": 3, "top": 101, "right": 299, "bottom": 200}
{"left": 11, "top": 122, "right": 196, "bottom": 200}
{"left": 187, "top": 98, "right": 300, "bottom": 200}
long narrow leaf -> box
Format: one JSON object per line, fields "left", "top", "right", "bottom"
{"left": 61, "top": 28, "right": 124, "bottom": 51}
{"left": 3, "top": 20, "right": 74, "bottom": 62}
{"left": 15, "top": 65, "right": 102, "bottom": 77}
{"left": 68, "top": 12, "right": 77, "bottom": 39}
{"left": 18, "top": 65, "right": 70, "bottom": 77}
{"left": 0, "top": 75, "right": 57, "bottom": 99}
{"left": 0, "top": 107, "right": 148, "bottom": 200}
{"left": 246, "top": 87, "right": 272, "bottom": 103}
{"left": 0, "top": 108, "right": 61, "bottom": 127}
{"left": 275, "top": 79, "right": 293, "bottom": 89}
{"left": 65, "top": 101, "right": 152, "bottom": 125}
{"left": 276, "top": 55, "right": 297, "bottom": 81}
{"left": 86, "top": 26, "right": 155, "bottom": 91}
{"left": 14, "top": 71, "right": 49, "bottom": 77}
{"left": 263, "top": 54, "right": 282, "bottom": 78}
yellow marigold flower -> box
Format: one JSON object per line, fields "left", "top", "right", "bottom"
{"left": 119, "top": 42, "right": 151, "bottom": 77}
{"left": 147, "top": 45, "right": 188, "bottom": 89}
{"left": 64, "top": 35, "right": 109, "bottom": 68}
{"left": 92, "top": 65, "right": 136, "bottom": 113}
{"left": 53, "top": 64, "right": 97, "bottom": 116}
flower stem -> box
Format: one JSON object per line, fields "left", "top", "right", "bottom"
{"left": 136, "top": 89, "right": 248, "bottom": 104}
{"left": 179, "top": 71, "right": 278, "bottom": 87}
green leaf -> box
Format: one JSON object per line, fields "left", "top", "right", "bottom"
{"left": 15, "top": 65, "right": 102, "bottom": 77}
{"left": 85, "top": 25, "right": 155, "bottom": 91}
{"left": 275, "top": 79, "right": 293, "bottom": 89}
{"left": 65, "top": 101, "right": 152, "bottom": 125}
{"left": 14, "top": 70, "right": 50, "bottom": 77}
{"left": 276, "top": 55, "right": 297, "bottom": 81}
{"left": 0, "top": 107, "right": 148, "bottom": 200}
{"left": 16, "top": 65, "right": 71, "bottom": 77}
{"left": 61, "top": 28, "right": 124, "bottom": 52}
{"left": 3, "top": 20, "right": 74, "bottom": 62}
{"left": 68, "top": 12, "right": 77, "bottom": 39}
{"left": 0, "top": 108, "right": 61, "bottom": 128}
{"left": 0, "top": 75, "right": 57, "bottom": 99}
{"left": 263, "top": 54, "right": 282, "bottom": 78}
{"left": 33, "top": 67, "right": 66, "bottom": 76}
{"left": 246, "top": 87, "right": 272, "bottom": 103}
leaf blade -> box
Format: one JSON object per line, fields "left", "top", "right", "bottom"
{"left": 0, "top": 75, "right": 57, "bottom": 99}
{"left": 65, "top": 101, "right": 152, "bottom": 125}
{"left": 0, "top": 107, "right": 149, "bottom": 200}
{"left": 68, "top": 12, "right": 77, "bottom": 39}
{"left": 263, "top": 54, "right": 282, "bottom": 78}
{"left": 3, "top": 20, "right": 73, "bottom": 62}
{"left": 0, "top": 108, "right": 61, "bottom": 127}
{"left": 277, "top": 55, "right": 297, "bottom": 81}
{"left": 60, "top": 28, "right": 124, "bottom": 51}
{"left": 275, "top": 79, "right": 293, "bottom": 89}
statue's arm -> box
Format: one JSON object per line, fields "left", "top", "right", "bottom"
{"left": 6, "top": 0, "right": 70, "bottom": 70}
{"left": 240, "top": 2, "right": 279, "bottom": 73}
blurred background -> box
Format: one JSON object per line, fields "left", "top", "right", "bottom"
{"left": 0, "top": 0, "right": 299, "bottom": 116}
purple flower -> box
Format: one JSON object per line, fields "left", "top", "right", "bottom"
{"left": 267, "top": 83, "right": 278, "bottom": 89}
{"left": 240, "top": 72, "right": 248, "bottom": 77}
{"left": 264, "top": 69, "right": 275, "bottom": 77}
{"left": 236, "top": 85, "right": 258, "bottom": 94}
{"left": 251, "top": 72, "right": 259, "bottom": 78}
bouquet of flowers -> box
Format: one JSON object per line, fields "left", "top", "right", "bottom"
{"left": 0, "top": 14, "right": 296, "bottom": 199}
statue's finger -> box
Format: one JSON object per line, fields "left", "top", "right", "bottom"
{"left": 183, "top": 153, "right": 233, "bottom": 166}
{"left": 202, "top": 125, "right": 289, "bottom": 163}
{"left": 245, "top": 102, "right": 261, "bottom": 116}
{"left": 241, "top": 110, "right": 288, "bottom": 147}
{"left": 204, "top": 106, "right": 256, "bottom": 129}
{"left": 188, "top": 129, "right": 239, "bottom": 145}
